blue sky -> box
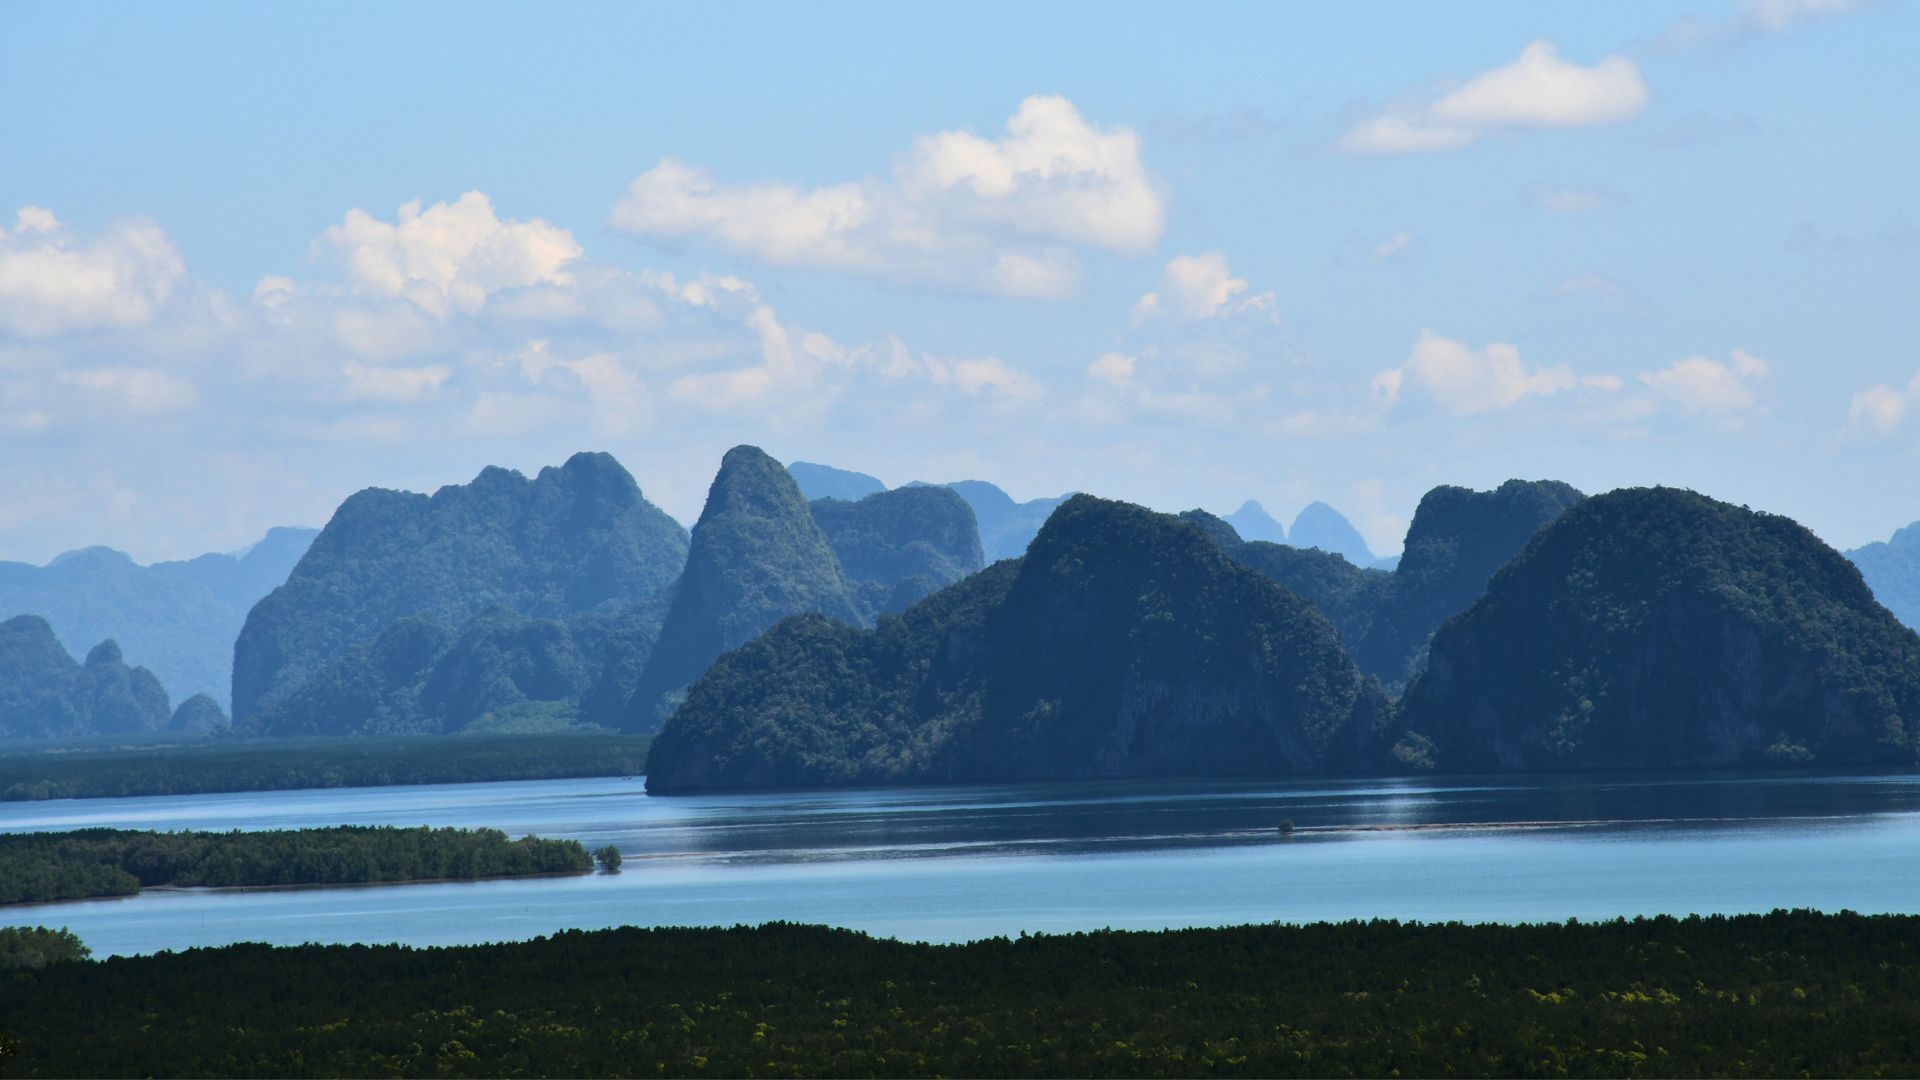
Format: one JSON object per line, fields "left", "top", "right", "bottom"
{"left": 1, "top": 0, "right": 1915, "bottom": 563}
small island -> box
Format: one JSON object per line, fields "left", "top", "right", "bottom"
{"left": 0, "top": 826, "right": 591, "bottom": 905}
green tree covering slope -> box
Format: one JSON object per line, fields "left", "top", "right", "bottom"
{"left": 1225, "top": 479, "right": 1583, "bottom": 690}
{"left": 252, "top": 600, "right": 668, "bottom": 736}
{"left": 0, "top": 826, "right": 589, "bottom": 904}
{"left": 0, "top": 527, "right": 314, "bottom": 708}
{"left": 646, "top": 496, "right": 1391, "bottom": 791}
{"left": 2, "top": 913, "right": 1916, "bottom": 1077}
{"left": 232, "top": 452, "right": 688, "bottom": 724}
{"left": 0, "top": 617, "right": 171, "bottom": 740}
{"left": 1400, "top": 487, "right": 1920, "bottom": 771}
{"left": 810, "top": 485, "right": 984, "bottom": 618}
{"left": 1847, "top": 520, "right": 1920, "bottom": 630}
{"left": 626, "top": 446, "right": 863, "bottom": 731}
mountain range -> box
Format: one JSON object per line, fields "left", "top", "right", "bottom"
{"left": 0, "top": 528, "right": 315, "bottom": 709}
{"left": 1847, "top": 523, "right": 1920, "bottom": 631}
{"left": 647, "top": 483, "right": 1920, "bottom": 788}
{"left": 0, "top": 614, "right": 219, "bottom": 739}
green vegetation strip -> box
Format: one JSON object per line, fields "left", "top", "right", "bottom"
{"left": 1, "top": 911, "right": 1915, "bottom": 1076}
{"left": 0, "top": 733, "right": 650, "bottom": 802}
{"left": 0, "top": 827, "right": 591, "bottom": 904}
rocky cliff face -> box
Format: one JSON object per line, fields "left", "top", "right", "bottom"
{"left": 1399, "top": 487, "right": 1920, "bottom": 771}
{"left": 625, "top": 446, "right": 862, "bottom": 731}
{"left": 232, "top": 452, "right": 687, "bottom": 723}
{"left": 645, "top": 496, "right": 1393, "bottom": 791}
{"left": 810, "top": 485, "right": 984, "bottom": 617}
{"left": 0, "top": 617, "right": 171, "bottom": 739}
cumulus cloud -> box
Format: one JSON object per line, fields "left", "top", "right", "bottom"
{"left": 1134, "top": 252, "right": 1276, "bottom": 323}
{"left": 0, "top": 208, "right": 188, "bottom": 337}
{"left": 1087, "top": 351, "right": 1136, "bottom": 387}
{"left": 1846, "top": 371, "right": 1920, "bottom": 436}
{"left": 610, "top": 96, "right": 1165, "bottom": 298}
{"left": 1341, "top": 41, "right": 1649, "bottom": 155}
{"left": 1637, "top": 349, "right": 1769, "bottom": 414}
{"left": 317, "top": 192, "right": 582, "bottom": 317}
{"left": 1374, "top": 330, "right": 1588, "bottom": 415}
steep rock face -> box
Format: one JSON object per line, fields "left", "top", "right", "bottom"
{"left": 938, "top": 481, "right": 1072, "bottom": 562}
{"left": 811, "top": 486, "right": 984, "bottom": 617}
{"left": 1354, "top": 479, "right": 1586, "bottom": 685}
{"left": 0, "top": 527, "right": 316, "bottom": 708}
{"left": 0, "top": 618, "right": 171, "bottom": 739}
{"left": 1289, "top": 502, "right": 1373, "bottom": 565}
{"left": 787, "top": 462, "right": 885, "bottom": 502}
{"left": 232, "top": 452, "right": 687, "bottom": 723}
{"left": 1848, "top": 523, "right": 1920, "bottom": 630}
{"left": 625, "top": 446, "right": 862, "bottom": 730}
{"left": 645, "top": 496, "right": 1393, "bottom": 791}
{"left": 1223, "top": 501, "right": 1287, "bottom": 544}
{"left": 1400, "top": 488, "right": 1920, "bottom": 772}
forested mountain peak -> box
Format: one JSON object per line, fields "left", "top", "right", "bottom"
{"left": 1223, "top": 500, "right": 1286, "bottom": 544}
{"left": 231, "top": 452, "right": 687, "bottom": 723}
{"left": 810, "top": 485, "right": 983, "bottom": 618}
{"left": 1846, "top": 519, "right": 1920, "bottom": 631}
{"left": 1289, "top": 502, "right": 1374, "bottom": 565}
{"left": 1400, "top": 486, "right": 1920, "bottom": 771}
{"left": 624, "top": 445, "right": 862, "bottom": 730}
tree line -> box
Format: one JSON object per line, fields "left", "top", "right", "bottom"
{"left": 0, "top": 826, "right": 590, "bottom": 905}
{"left": 0, "top": 910, "right": 1913, "bottom": 1076}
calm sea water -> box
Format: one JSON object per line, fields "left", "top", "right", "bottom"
{"left": 4, "top": 771, "right": 1918, "bottom": 957}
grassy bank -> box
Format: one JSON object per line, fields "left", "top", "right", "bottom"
{"left": 1, "top": 910, "right": 1913, "bottom": 1076}
{"left": 0, "top": 732, "right": 650, "bottom": 801}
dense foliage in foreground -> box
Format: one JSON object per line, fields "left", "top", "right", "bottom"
{"left": 0, "top": 733, "right": 650, "bottom": 801}
{"left": 1, "top": 912, "right": 1914, "bottom": 1077}
{"left": 0, "top": 826, "right": 589, "bottom": 904}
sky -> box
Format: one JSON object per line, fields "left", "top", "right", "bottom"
{"left": 1, "top": 0, "right": 1915, "bottom": 564}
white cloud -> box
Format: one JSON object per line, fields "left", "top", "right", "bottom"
{"left": 0, "top": 208, "right": 188, "bottom": 337}
{"left": 925, "top": 355, "right": 1043, "bottom": 400}
{"left": 1087, "top": 351, "right": 1136, "bottom": 387}
{"left": 1373, "top": 232, "right": 1414, "bottom": 260}
{"left": 1375, "top": 330, "right": 1584, "bottom": 415}
{"left": 1341, "top": 41, "right": 1649, "bottom": 155}
{"left": 1134, "top": 252, "right": 1276, "bottom": 323}
{"left": 609, "top": 96, "right": 1165, "bottom": 298}
{"left": 341, "top": 360, "right": 451, "bottom": 402}
{"left": 1637, "top": 349, "right": 1769, "bottom": 414}
{"left": 62, "top": 366, "right": 197, "bottom": 413}
{"left": 1846, "top": 371, "right": 1920, "bottom": 436}
{"left": 319, "top": 192, "right": 582, "bottom": 317}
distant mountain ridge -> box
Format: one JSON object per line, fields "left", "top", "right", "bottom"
{"left": 1848, "top": 522, "right": 1920, "bottom": 631}
{"left": 232, "top": 452, "right": 689, "bottom": 724}
{"left": 0, "top": 527, "right": 316, "bottom": 708}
